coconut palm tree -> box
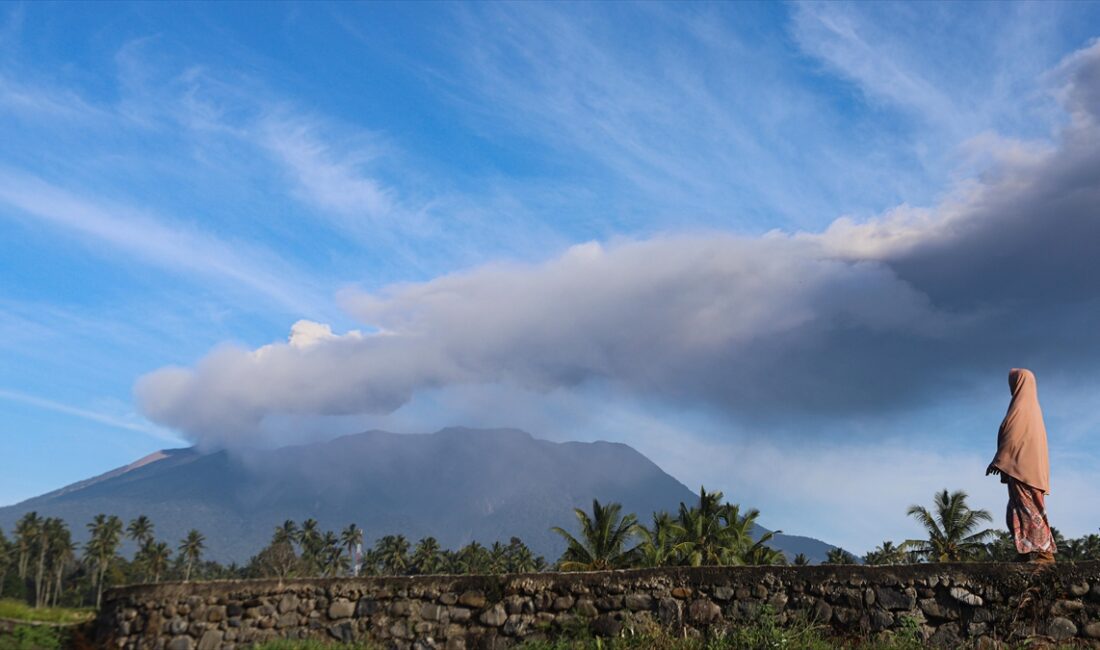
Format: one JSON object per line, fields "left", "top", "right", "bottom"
{"left": 0, "top": 528, "right": 11, "bottom": 598}
{"left": 320, "top": 531, "right": 346, "bottom": 577}
{"left": 32, "top": 517, "right": 54, "bottom": 607}
{"left": 823, "top": 548, "right": 857, "bottom": 565}
{"left": 905, "top": 489, "right": 994, "bottom": 562}
{"left": 675, "top": 488, "right": 772, "bottom": 566}
{"left": 981, "top": 530, "right": 1016, "bottom": 562}
{"left": 85, "top": 514, "right": 123, "bottom": 608}
{"left": 145, "top": 542, "right": 171, "bottom": 583}
{"left": 375, "top": 535, "right": 410, "bottom": 576}
{"left": 505, "top": 538, "right": 539, "bottom": 574}
{"left": 487, "top": 542, "right": 510, "bottom": 575}
{"left": 178, "top": 529, "right": 205, "bottom": 582}
{"left": 637, "top": 512, "right": 690, "bottom": 568}
{"left": 45, "top": 522, "right": 74, "bottom": 607}
{"left": 863, "top": 541, "right": 908, "bottom": 566}
{"left": 127, "top": 516, "right": 154, "bottom": 548}
{"left": 274, "top": 520, "right": 299, "bottom": 547}
{"left": 458, "top": 542, "right": 491, "bottom": 574}
{"left": 298, "top": 519, "right": 322, "bottom": 574}
{"left": 792, "top": 553, "right": 810, "bottom": 566}
{"left": 260, "top": 522, "right": 301, "bottom": 578}
{"left": 725, "top": 504, "right": 780, "bottom": 565}
{"left": 15, "top": 511, "right": 41, "bottom": 580}
{"left": 411, "top": 537, "right": 443, "bottom": 575}
{"left": 551, "top": 499, "right": 640, "bottom": 571}
{"left": 743, "top": 541, "right": 787, "bottom": 566}
{"left": 1082, "top": 534, "right": 1100, "bottom": 560}
{"left": 339, "top": 524, "right": 363, "bottom": 576}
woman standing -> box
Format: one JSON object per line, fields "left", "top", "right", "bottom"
{"left": 986, "top": 368, "right": 1055, "bottom": 563}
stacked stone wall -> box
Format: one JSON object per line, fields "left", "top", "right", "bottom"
{"left": 98, "top": 562, "right": 1100, "bottom": 649}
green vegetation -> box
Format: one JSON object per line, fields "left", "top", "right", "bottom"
{"left": 512, "top": 609, "right": 927, "bottom": 649}
{"left": 551, "top": 488, "right": 786, "bottom": 571}
{"left": 0, "top": 624, "right": 66, "bottom": 650}
{"left": 904, "top": 490, "right": 994, "bottom": 562}
{"left": 251, "top": 641, "right": 379, "bottom": 650}
{"left": 510, "top": 608, "right": 1078, "bottom": 650}
{"left": 0, "top": 600, "right": 92, "bottom": 624}
{"left": 552, "top": 500, "right": 640, "bottom": 571}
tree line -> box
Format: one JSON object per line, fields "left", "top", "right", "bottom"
{"left": 547, "top": 487, "right": 1100, "bottom": 569}
{"left": 1, "top": 487, "right": 1097, "bottom": 611}
{"left": 0, "top": 513, "right": 208, "bottom": 610}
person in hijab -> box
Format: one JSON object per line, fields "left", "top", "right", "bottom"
{"left": 986, "top": 368, "right": 1055, "bottom": 563}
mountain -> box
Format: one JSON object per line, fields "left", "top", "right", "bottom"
{"left": 0, "top": 427, "right": 835, "bottom": 563}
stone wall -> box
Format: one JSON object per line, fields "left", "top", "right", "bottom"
{"left": 98, "top": 562, "right": 1100, "bottom": 649}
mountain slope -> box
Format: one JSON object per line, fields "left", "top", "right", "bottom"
{"left": 0, "top": 427, "right": 834, "bottom": 563}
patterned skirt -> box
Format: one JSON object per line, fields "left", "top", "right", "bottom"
{"left": 1006, "top": 476, "right": 1055, "bottom": 554}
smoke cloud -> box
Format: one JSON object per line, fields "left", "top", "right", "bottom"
{"left": 137, "top": 41, "right": 1100, "bottom": 448}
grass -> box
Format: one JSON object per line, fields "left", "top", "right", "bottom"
{"left": 0, "top": 601, "right": 94, "bottom": 625}
{"left": 252, "top": 642, "right": 379, "bottom": 650}
{"left": 0, "top": 625, "right": 67, "bottom": 650}
{"left": 239, "top": 612, "right": 1086, "bottom": 650}
{"left": 512, "top": 609, "right": 1080, "bottom": 650}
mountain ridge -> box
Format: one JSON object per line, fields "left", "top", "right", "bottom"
{"left": 0, "top": 427, "right": 835, "bottom": 563}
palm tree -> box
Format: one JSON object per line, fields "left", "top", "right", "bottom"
{"left": 675, "top": 487, "right": 774, "bottom": 566}
{"left": 505, "top": 537, "right": 539, "bottom": 574}
{"left": 127, "top": 516, "right": 154, "bottom": 548}
{"left": 145, "top": 542, "right": 171, "bottom": 583}
{"left": 726, "top": 504, "right": 780, "bottom": 565}
{"left": 551, "top": 499, "right": 640, "bottom": 571}
{"left": 982, "top": 530, "right": 1017, "bottom": 562}
{"left": 33, "top": 517, "right": 54, "bottom": 608}
{"left": 488, "top": 542, "right": 509, "bottom": 575}
{"left": 375, "top": 535, "right": 410, "bottom": 576}
{"left": 340, "top": 524, "right": 363, "bottom": 576}
{"left": 863, "top": 541, "right": 908, "bottom": 566}
{"left": 906, "top": 489, "right": 994, "bottom": 562}
{"left": 298, "top": 519, "right": 322, "bottom": 574}
{"left": 46, "top": 523, "right": 74, "bottom": 607}
{"left": 411, "top": 537, "right": 443, "bottom": 575}
{"left": 85, "top": 514, "right": 123, "bottom": 608}
{"left": 457, "top": 542, "right": 490, "bottom": 574}
{"left": 179, "top": 529, "right": 205, "bottom": 582}
{"left": 823, "top": 548, "right": 857, "bottom": 565}
{"left": 637, "top": 512, "right": 690, "bottom": 568}
{"left": 744, "top": 543, "right": 788, "bottom": 566}
{"left": 265, "top": 524, "right": 301, "bottom": 578}
{"left": 0, "top": 528, "right": 11, "bottom": 598}
{"left": 274, "top": 520, "right": 299, "bottom": 547}
{"left": 320, "top": 531, "right": 346, "bottom": 577}
{"left": 15, "top": 511, "right": 41, "bottom": 580}
{"left": 1082, "top": 534, "right": 1100, "bottom": 560}
{"left": 792, "top": 553, "right": 810, "bottom": 566}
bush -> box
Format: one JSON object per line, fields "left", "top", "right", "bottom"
{"left": 0, "top": 625, "right": 65, "bottom": 650}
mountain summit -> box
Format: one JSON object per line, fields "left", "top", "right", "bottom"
{"left": 0, "top": 427, "right": 833, "bottom": 563}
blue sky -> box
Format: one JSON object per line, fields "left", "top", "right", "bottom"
{"left": 2, "top": 2, "right": 1100, "bottom": 554}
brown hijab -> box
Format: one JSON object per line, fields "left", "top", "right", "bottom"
{"left": 991, "top": 368, "right": 1050, "bottom": 493}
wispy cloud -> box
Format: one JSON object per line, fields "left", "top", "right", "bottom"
{"left": 789, "top": 2, "right": 1068, "bottom": 144}
{"left": 422, "top": 3, "right": 965, "bottom": 233}
{"left": 0, "top": 169, "right": 327, "bottom": 316}
{"left": 790, "top": 3, "right": 958, "bottom": 124}
{"left": 257, "top": 112, "right": 397, "bottom": 222}
{"left": 0, "top": 387, "right": 179, "bottom": 442}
